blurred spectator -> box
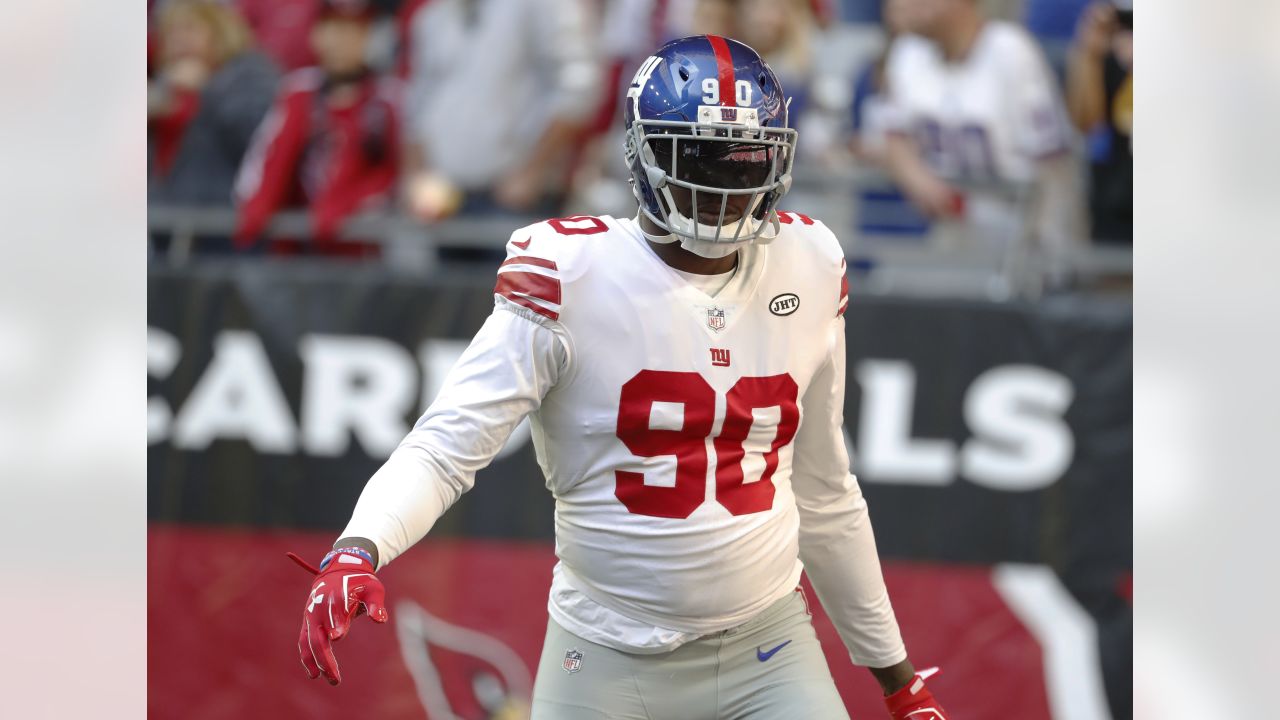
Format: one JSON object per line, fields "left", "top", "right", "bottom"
{"left": 849, "top": 0, "right": 910, "bottom": 163}
{"left": 670, "top": 0, "right": 832, "bottom": 37}
{"left": 1066, "top": 0, "right": 1132, "bottom": 244}
{"left": 234, "top": 0, "right": 321, "bottom": 70}
{"left": 734, "top": 0, "right": 817, "bottom": 118}
{"left": 685, "top": 0, "right": 736, "bottom": 38}
{"left": 684, "top": 0, "right": 852, "bottom": 167}
{"left": 563, "top": 0, "right": 670, "bottom": 217}
{"left": 237, "top": 0, "right": 402, "bottom": 73}
{"left": 680, "top": 0, "right": 820, "bottom": 122}
{"left": 845, "top": 0, "right": 931, "bottom": 238}
{"left": 401, "top": 0, "right": 601, "bottom": 222}
{"left": 233, "top": 0, "right": 399, "bottom": 255}
{"left": 881, "top": 0, "right": 1084, "bottom": 273}
{"left": 148, "top": 0, "right": 280, "bottom": 208}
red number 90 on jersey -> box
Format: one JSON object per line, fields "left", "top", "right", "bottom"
{"left": 615, "top": 370, "right": 799, "bottom": 519}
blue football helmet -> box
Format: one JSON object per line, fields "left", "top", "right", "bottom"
{"left": 623, "top": 35, "right": 797, "bottom": 247}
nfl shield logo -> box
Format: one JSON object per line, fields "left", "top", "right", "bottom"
{"left": 707, "top": 307, "right": 727, "bottom": 332}
{"left": 562, "top": 648, "right": 583, "bottom": 674}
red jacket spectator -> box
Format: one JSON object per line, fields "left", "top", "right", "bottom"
{"left": 148, "top": 0, "right": 280, "bottom": 207}
{"left": 149, "top": 87, "right": 202, "bottom": 176}
{"left": 235, "top": 0, "right": 321, "bottom": 70}
{"left": 234, "top": 68, "right": 399, "bottom": 252}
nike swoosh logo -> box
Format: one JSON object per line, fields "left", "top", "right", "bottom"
{"left": 513, "top": 237, "right": 531, "bottom": 250}
{"left": 756, "top": 640, "right": 791, "bottom": 662}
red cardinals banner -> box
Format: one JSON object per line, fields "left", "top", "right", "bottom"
{"left": 149, "top": 524, "right": 1125, "bottom": 719}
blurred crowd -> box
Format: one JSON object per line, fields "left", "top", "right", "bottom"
{"left": 147, "top": 0, "right": 1133, "bottom": 259}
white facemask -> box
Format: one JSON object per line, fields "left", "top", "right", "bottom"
{"left": 641, "top": 197, "right": 783, "bottom": 258}
{"left": 641, "top": 216, "right": 755, "bottom": 259}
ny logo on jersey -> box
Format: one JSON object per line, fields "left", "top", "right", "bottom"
{"left": 710, "top": 348, "right": 731, "bottom": 367}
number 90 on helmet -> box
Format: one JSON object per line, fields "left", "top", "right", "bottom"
{"left": 623, "top": 35, "right": 798, "bottom": 248}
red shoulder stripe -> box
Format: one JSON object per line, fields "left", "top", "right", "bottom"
{"left": 495, "top": 270, "right": 561, "bottom": 305}
{"left": 495, "top": 269, "right": 561, "bottom": 321}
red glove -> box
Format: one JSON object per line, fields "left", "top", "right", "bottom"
{"left": 885, "top": 668, "right": 948, "bottom": 719}
{"left": 290, "top": 547, "right": 389, "bottom": 685}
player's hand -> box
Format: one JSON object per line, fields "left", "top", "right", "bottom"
{"left": 884, "top": 667, "right": 948, "bottom": 719}
{"left": 290, "top": 548, "right": 389, "bottom": 686}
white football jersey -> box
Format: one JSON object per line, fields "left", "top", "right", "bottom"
{"left": 343, "top": 212, "right": 906, "bottom": 666}
{"left": 497, "top": 213, "right": 845, "bottom": 636}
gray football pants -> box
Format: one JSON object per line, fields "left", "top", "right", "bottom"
{"left": 530, "top": 589, "right": 851, "bottom": 720}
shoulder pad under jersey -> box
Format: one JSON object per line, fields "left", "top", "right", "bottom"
{"left": 495, "top": 215, "right": 611, "bottom": 321}
{"left": 776, "top": 211, "right": 848, "bottom": 317}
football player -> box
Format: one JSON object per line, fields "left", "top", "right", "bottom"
{"left": 295, "top": 35, "right": 948, "bottom": 720}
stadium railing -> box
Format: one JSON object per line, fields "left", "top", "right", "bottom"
{"left": 148, "top": 171, "right": 1130, "bottom": 301}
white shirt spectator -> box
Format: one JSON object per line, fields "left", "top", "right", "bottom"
{"left": 404, "top": 0, "right": 600, "bottom": 190}
{"left": 885, "top": 20, "right": 1083, "bottom": 267}
{"left": 886, "top": 21, "right": 1070, "bottom": 184}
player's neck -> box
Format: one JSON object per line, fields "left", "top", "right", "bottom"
{"left": 938, "top": 12, "right": 985, "bottom": 63}
{"left": 639, "top": 215, "right": 739, "bottom": 275}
